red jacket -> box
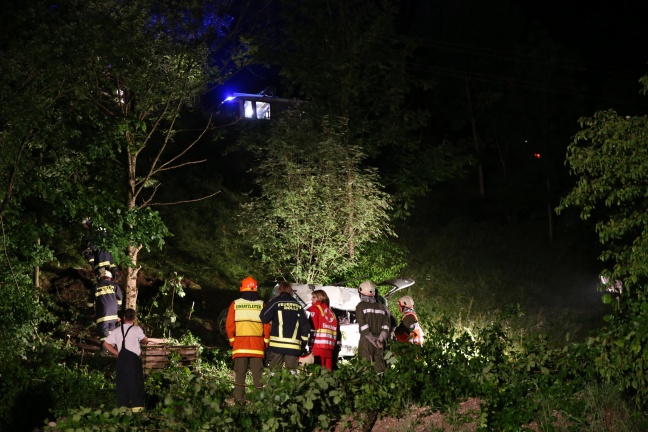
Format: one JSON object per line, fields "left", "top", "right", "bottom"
{"left": 226, "top": 298, "right": 271, "bottom": 359}
{"left": 308, "top": 301, "right": 338, "bottom": 358}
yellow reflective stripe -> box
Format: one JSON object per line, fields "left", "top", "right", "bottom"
{"left": 278, "top": 311, "right": 283, "bottom": 337}
{"left": 229, "top": 337, "right": 235, "bottom": 343}
{"left": 316, "top": 329, "right": 336, "bottom": 335}
{"left": 233, "top": 348, "right": 265, "bottom": 356}
{"left": 269, "top": 341, "right": 301, "bottom": 350}
{"left": 117, "top": 300, "right": 122, "bottom": 306}
{"left": 95, "top": 286, "right": 116, "bottom": 297}
{"left": 96, "top": 315, "right": 118, "bottom": 323}
{"left": 271, "top": 336, "right": 301, "bottom": 344}
{"left": 235, "top": 321, "right": 263, "bottom": 336}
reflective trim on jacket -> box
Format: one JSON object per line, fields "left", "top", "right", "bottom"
{"left": 308, "top": 302, "right": 338, "bottom": 354}
{"left": 226, "top": 298, "right": 270, "bottom": 359}
{"left": 260, "top": 293, "right": 310, "bottom": 356}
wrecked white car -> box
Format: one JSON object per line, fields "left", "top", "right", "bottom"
{"left": 287, "top": 277, "right": 415, "bottom": 358}
{"left": 217, "top": 277, "right": 415, "bottom": 358}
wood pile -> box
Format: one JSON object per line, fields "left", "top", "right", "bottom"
{"left": 141, "top": 338, "right": 199, "bottom": 373}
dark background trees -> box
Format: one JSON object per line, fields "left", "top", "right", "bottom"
{"left": 2, "top": 0, "right": 648, "bottom": 428}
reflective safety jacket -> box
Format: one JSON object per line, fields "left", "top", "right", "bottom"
{"left": 226, "top": 298, "right": 270, "bottom": 359}
{"left": 261, "top": 292, "right": 310, "bottom": 356}
{"left": 356, "top": 299, "right": 390, "bottom": 338}
{"left": 395, "top": 312, "right": 424, "bottom": 346}
{"left": 308, "top": 301, "right": 338, "bottom": 357}
{"left": 87, "top": 278, "right": 123, "bottom": 323}
{"left": 93, "top": 249, "right": 118, "bottom": 275}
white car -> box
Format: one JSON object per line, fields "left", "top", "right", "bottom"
{"left": 287, "top": 278, "right": 416, "bottom": 358}
{"left": 217, "top": 278, "right": 415, "bottom": 358}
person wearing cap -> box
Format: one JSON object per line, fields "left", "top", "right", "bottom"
{"left": 356, "top": 280, "right": 390, "bottom": 374}
{"left": 226, "top": 276, "right": 271, "bottom": 403}
{"left": 394, "top": 296, "right": 424, "bottom": 346}
{"left": 260, "top": 281, "right": 311, "bottom": 374}
{"left": 87, "top": 269, "right": 123, "bottom": 348}
{"left": 103, "top": 308, "right": 149, "bottom": 412}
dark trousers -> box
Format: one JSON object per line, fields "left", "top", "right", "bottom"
{"left": 116, "top": 349, "right": 146, "bottom": 410}
{"left": 233, "top": 357, "right": 264, "bottom": 402}
{"left": 358, "top": 337, "right": 385, "bottom": 374}
{"left": 266, "top": 351, "right": 299, "bottom": 372}
{"left": 97, "top": 320, "right": 117, "bottom": 341}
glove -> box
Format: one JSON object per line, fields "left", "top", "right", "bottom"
{"left": 377, "top": 331, "right": 389, "bottom": 344}
{"left": 365, "top": 334, "right": 382, "bottom": 349}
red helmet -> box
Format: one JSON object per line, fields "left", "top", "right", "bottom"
{"left": 240, "top": 276, "right": 258, "bottom": 292}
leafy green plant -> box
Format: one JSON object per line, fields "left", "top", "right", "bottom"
{"left": 143, "top": 273, "right": 188, "bottom": 339}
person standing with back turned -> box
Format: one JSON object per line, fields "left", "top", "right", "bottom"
{"left": 103, "top": 308, "right": 149, "bottom": 412}
{"left": 356, "top": 280, "right": 390, "bottom": 374}
{"left": 87, "top": 270, "right": 123, "bottom": 348}
{"left": 226, "top": 276, "right": 271, "bottom": 403}
{"left": 261, "top": 281, "right": 310, "bottom": 374}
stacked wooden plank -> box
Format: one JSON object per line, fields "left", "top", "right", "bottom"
{"left": 141, "top": 338, "right": 199, "bottom": 373}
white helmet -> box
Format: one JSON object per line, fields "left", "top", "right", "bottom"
{"left": 358, "top": 280, "right": 376, "bottom": 296}
{"left": 398, "top": 296, "right": 414, "bottom": 309}
{"left": 104, "top": 270, "right": 113, "bottom": 279}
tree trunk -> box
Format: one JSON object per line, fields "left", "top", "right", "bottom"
{"left": 465, "top": 78, "right": 484, "bottom": 198}
{"left": 546, "top": 178, "right": 553, "bottom": 243}
{"left": 125, "top": 244, "right": 142, "bottom": 310}
{"left": 125, "top": 149, "right": 141, "bottom": 310}
{"left": 347, "top": 169, "right": 355, "bottom": 257}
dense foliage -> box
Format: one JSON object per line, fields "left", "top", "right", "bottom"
{"left": 241, "top": 111, "right": 394, "bottom": 284}
{"left": 558, "top": 77, "right": 648, "bottom": 407}
{"left": 41, "top": 313, "right": 646, "bottom": 431}
{"left": 2, "top": 0, "right": 648, "bottom": 430}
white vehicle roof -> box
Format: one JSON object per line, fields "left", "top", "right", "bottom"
{"left": 289, "top": 277, "right": 415, "bottom": 311}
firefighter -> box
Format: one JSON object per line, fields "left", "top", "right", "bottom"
{"left": 225, "top": 276, "right": 271, "bottom": 403}
{"left": 81, "top": 217, "right": 120, "bottom": 281}
{"left": 87, "top": 270, "right": 123, "bottom": 347}
{"left": 394, "top": 296, "right": 424, "bottom": 346}
{"left": 93, "top": 248, "right": 119, "bottom": 281}
{"left": 261, "top": 281, "right": 310, "bottom": 374}
{"left": 356, "top": 280, "right": 390, "bottom": 374}
{"left": 308, "top": 289, "right": 338, "bottom": 371}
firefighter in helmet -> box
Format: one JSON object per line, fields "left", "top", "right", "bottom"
{"left": 87, "top": 270, "right": 123, "bottom": 348}
{"left": 225, "top": 276, "right": 271, "bottom": 403}
{"left": 355, "top": 280, "right": 390, "bottom": 374}
{"left": 394, "top": 295, "right": 424, "bottom": 346}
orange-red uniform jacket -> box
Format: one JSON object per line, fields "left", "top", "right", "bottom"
{"left": 395, "top": 312, "right": 424, "bottom": 346}
{"left": 308, "top": 301, "right": 338, "bottom": 358}
{"left": 226, "top": 298, "right": 271, "bottom": 359}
